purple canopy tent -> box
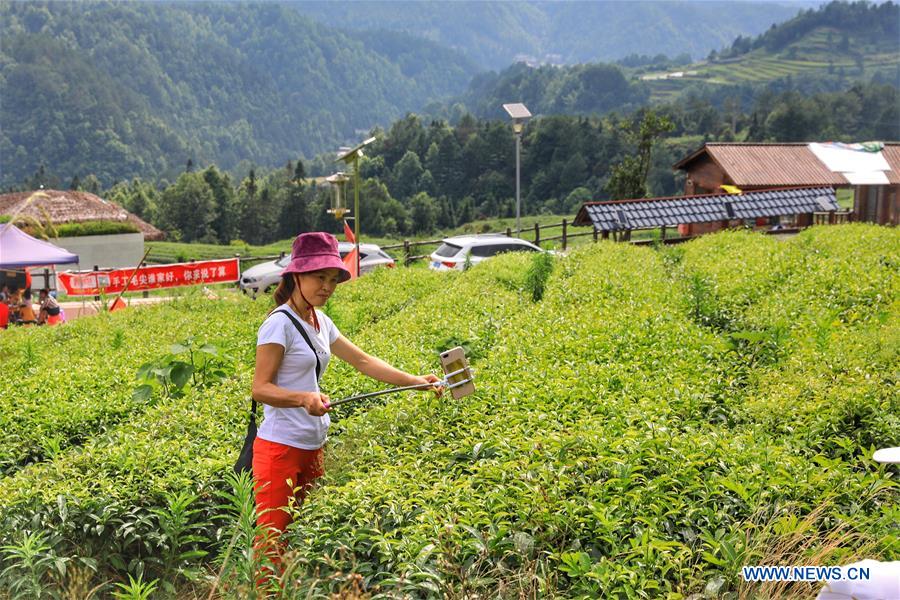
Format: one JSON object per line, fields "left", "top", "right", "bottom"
{"left": 0, "top": 224, "right": 79, "bottom": 268}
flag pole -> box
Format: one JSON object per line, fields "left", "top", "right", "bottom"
{"left": 353, "top": 154, "right": 360, "bottom": 278}
{"left": 108, "top": 246, "right": 152, "bottom": 311}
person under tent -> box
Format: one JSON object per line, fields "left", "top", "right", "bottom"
{"left": 37, "top": 288, "right": 61, "bottom": 325}
{"left": 16, "top": 289, "right": 37, "bottom": 324}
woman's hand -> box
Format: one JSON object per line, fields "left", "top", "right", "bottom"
{"left": 412, "top": 374, "right": 444, "bottom": 398}
{"left": 303, "top": 392, "right": 332, "bottom": 416}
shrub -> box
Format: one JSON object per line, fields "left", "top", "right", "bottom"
{"left": 0, "top": 225, "right": 895, "bottom": 597}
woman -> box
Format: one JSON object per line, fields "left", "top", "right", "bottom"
{"left": 251, "top": 232, "right": 441, "bottom": 544}
{"left": 37, "top": 289, "right": 61, "bottom": 325}
{"left": 17, "top": 289, "right": 37, "bottom": 324}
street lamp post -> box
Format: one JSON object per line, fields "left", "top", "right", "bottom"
{"left": 502, "top": 103, "right": 531, "bottom": 236}
{"left": 337, "top": 136, "right": 376, "bottom": 276}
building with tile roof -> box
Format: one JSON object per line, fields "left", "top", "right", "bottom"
{"left": 574, "top": 186, "right": 840, "bottom": 239}
{"left": 674, "top": 143, "right": 899, "bottom": 227}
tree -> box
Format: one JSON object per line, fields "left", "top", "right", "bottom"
{"left": 203, "top": 166, "right": 238, "bottom": 243}
{"left": 357, "top": 179, "right": 407, "bottom": 236}
{"left": 107, "top": 178, "right": 159, "bottom": 224}
{"left": 604, "top": 110, "right": 673, "bottom": 200}
{"left": 391, "top": 150, "right": 424, "bottom": 200}
{"left": 764, "top": 93, "right": 821, "bottom": 142}
{"left": 293, "top": 159, "right": 306, "bottom": 183}
{"left": 156, "top": 172, "right": 216, "bottom": 242}
{"left": 427, "top": 134, "right": 463, "bottom": 199}
{"left": 456, "top": 196, "right": 474, "bottom": 226}
{"left": 559, "top": 154, "right": 588, "bottom": 199}
{"left": 237, "top": 169, "right": 260, "bottom": 243}
{"left": 81, "top": 174, "right": 102, "bottom": 195}
{"left": 279, "top": 181, "right": 313, "bottom": 240}
{"left": 409, "top": 192, "right": 439, "bottom": 234}
{"left": 563, "top": 187, "right": 593, "bottom": 214}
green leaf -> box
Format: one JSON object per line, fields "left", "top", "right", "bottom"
{"left": 132, "top": 385, "right": 154, "bottom": 402}
{"left": 170, "top": 363, "right": 194, "bottom": 389}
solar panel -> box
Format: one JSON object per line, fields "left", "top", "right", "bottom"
{"left": 502, "top": 103, "right": 532, "bottom": 120}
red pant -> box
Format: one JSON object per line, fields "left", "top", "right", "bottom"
{"left": 252, "top": 437, "right": 324, "bottom": 536}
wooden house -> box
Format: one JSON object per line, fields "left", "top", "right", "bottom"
{"left": 673, "top": 143, "right": 899, "bottom": 234}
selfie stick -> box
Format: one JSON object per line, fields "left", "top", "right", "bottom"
{"left": 327, "top": 367, "right": 474, "bottom": 408}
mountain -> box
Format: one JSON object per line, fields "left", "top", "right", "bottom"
{"left": 635, "top": 1, "right": 899, "bottom": 103}
{"left": 0, "top": 1, "right": 478, "bottom": 187}
{"left": 447, "top": 1, "right": 899, "bottom": 119}
{"left": 291, "top": 1, "right": 818, "bottom": 70}
{"left": 456, "top": 62, "right": 651, "bottom": 120}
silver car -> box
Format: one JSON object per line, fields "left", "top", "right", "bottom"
{"left": 428, "top": 234, "right": 543, "bottom": 271}
{"left": 240, "top": 242, "right": 395, "bottom": 296}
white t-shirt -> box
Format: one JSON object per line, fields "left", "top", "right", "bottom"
{"left": 256, "top": 304, "right": 341, "bottom": 450}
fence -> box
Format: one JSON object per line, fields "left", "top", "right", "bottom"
{"left": 378, "top": 218, "right": 674, "bottom": 266}
{"left": 378, "top": 210, "right": 855, "bottom": 266}
{"left": 148, "top": 210, "right": 857, "bottom": 273}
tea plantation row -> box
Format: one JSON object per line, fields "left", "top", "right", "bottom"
{"left": 0, "top": 224, "right": 896, "bottom": 598}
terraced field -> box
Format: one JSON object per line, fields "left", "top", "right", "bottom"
{"left": 640, "top": 26, "right": 900, "bottom": 100}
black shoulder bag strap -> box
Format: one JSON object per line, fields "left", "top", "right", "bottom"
{"left": 249, "top": 309, "right": 322, "bottom": 416}
{"left": 233, "top": 309, "right": 323, "bottom": 475}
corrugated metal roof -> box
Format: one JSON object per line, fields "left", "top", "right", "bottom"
{"left": 676, "top": 144, "right": 848, "bottom": 187}
{"left": 574, "top": 186, "right": 839, "bottom": 231}
{"left": 880, "top": 144, "right": 900, "bottom": 184}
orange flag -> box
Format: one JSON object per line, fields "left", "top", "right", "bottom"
{"left": 342, "top": 219, "right": 358, "bottom": 279}
{"left": 343, "top": 219, "right": 355, "bottom": 243}
{"left": 109, "top": 296, "right": 127, "bottom": 312}
{"left": 343, "top": 247, "right": 358, "bottom": 279}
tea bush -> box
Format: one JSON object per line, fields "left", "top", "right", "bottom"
{"left": 0, "top": 298, "right": 259, "bottom": 476}
{"left": 0, "top": 225, "right": 896, "bottom": 598}
{"left": 0, "top": 251, "right": 536, "bottom": 595}
{"left": 281, "top": 228, "right": 898, "bottom": 597}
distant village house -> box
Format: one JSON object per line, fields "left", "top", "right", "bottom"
{"left": 673, "top": 142, "right": 899, "bottom": 235}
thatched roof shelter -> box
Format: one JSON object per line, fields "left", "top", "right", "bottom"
{"left": 0, "top": 189, "right": 164, "bottom": 241}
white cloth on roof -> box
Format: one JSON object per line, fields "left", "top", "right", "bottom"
{"left": 809, "top": 142, "right": 891, "bottom": 173}
{"left": 843, "top": 171, "right": 890, "bottom": 185}
{"left": 808, "top": 142, "right": 891, "bottom": 186}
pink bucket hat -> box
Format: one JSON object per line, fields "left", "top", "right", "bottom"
{"left": 281, "top": 232, "right": 351, "bottom": 283}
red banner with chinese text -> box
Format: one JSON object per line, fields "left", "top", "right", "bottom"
{"left": 56, "top": 258, "right": 240, "bottom": 296}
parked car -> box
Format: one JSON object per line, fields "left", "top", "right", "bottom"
{"left": 428, "top": 234, "right": 544, "bottom": 271}
{"left": 240, "top": 242, "right": 394, "bottom": 296}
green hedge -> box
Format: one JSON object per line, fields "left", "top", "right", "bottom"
{"left": 0, "top": 226, "right": 896, "bottom": 598}
{"left": 282, "top": 227, "right": 898, "bottom": 597}
{"left": 55, "top": 220, "right": 140, "bottom": 237}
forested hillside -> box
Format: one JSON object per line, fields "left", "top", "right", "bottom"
{"left": 449, "top": 1, "right": 899, "bottom": 120}
{"left": 293, "top": 0, "right": 813, "bottom": 70}
{"left": 65, "top": 83, "right": 894, "bottom": 247}
{"left": 2, "top": 1, "right": 896, "bottom": 193}
{"left": 0, "top": 1, "right": 477, "bottom": 187}
{"left": 641, "top": 0, "right": 900, "bottom": 101}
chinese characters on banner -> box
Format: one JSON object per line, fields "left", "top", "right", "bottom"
{"left": 56, "top": 258, "right": 240, "bottom": 296}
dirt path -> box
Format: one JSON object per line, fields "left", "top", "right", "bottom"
{"left": 58, "top": 296, "right": 175, "bottom": 320}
